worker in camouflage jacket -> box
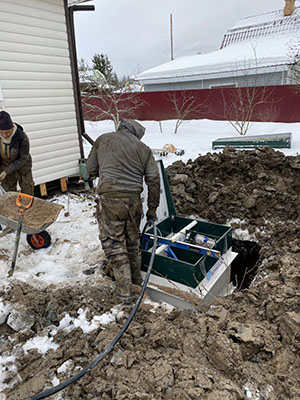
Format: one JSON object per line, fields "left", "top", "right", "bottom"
{"left": 0, "top": 111, "right": 34, "bottom": 195}
{"left": 87, "top": 119, "right": 160, "bottom": 303}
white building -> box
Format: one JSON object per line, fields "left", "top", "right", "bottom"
{"left": 137, "top": 3, "right": 300, "bottom": 92}
{"left": 0, "top": 0, "right": 93, "bottom": 189}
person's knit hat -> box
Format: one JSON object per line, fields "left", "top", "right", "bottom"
{"left": 0, "top": 111, "right": 13, "bottom": 130}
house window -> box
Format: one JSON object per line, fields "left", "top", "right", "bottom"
{"left": 209, "top": 83, "right": 237, "bottom": 89}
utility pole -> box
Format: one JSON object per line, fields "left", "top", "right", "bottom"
{"left": 170, "top": 13, "right": 174, "bottom": 60}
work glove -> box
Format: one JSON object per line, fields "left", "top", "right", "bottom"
{"left": 146, "top": 208, "right": 157, "bottom": 222}
{"left": 0, "top": 171, "right": 7, "bottom": 182}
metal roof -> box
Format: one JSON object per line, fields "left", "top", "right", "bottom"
{"left": 231, "top": 7, "right": 300, "bottom": 30}
{"left": 137, "top": 35, "right": 293, "bottom": 84}
{"left": 221, "top": 7, "right": 300, "bottom": 49}
{"left": 137, "top": 7, "right": 300, "bottom": 84}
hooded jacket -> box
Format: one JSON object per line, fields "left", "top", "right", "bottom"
{"left": 86, "top": 119, "right": 160, "bottom": 208}
{"left": 0, "top": 123, "right": 32, "bottom": 175}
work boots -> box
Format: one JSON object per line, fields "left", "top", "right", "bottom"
{"left": 128, "top": 251, "right": 143, "bottom": 286}
{"left": 112, "top": 263, "right": 133, "bottom": 304}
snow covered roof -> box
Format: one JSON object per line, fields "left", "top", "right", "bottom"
{"left": 137, "top": 7, "right": 300, "bottom": 84}
{"left": 231, "top": 8, "right": 299, "bottom": 30}
{"left": 137, "top": 34, "right": 295, "bottom": 84}
{"left": 221, "top": 7, "right": 300, "bottom": 48}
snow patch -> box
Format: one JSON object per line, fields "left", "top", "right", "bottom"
{"left": 0, "top": 354, "right": 20, "bottom": 392}
{"left": 23, "top": 336, "right": 59, "bottom": 355}
{"left": 51, "top": 376, "right": 60, "bottom": 386}
{"left": 0, "top": 301, "right": 9, "bottom": 324}
{"left": 233, "top": 227, "right": 252, "bottom": 241}
{"left": 57, "top": 359, "right": 74, "bottom": 374}
{"left": 51, "top": 306, "right": 125, "bottom": 336}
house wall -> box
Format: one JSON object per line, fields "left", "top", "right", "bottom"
{"left": 0, "top": 0, "right": 81, "bottom": 185}
{"left": 143, "top": 71, "right": 287, "bottom": 92}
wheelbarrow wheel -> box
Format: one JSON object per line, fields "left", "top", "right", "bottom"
{"left": 26, "top": 231, "right": 51, "bottom": 250}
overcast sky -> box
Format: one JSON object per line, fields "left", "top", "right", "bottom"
{"left": 74, "top": 0, "right": 294, "bottom": 78}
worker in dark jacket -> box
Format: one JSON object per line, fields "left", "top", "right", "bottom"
{"left": 87, "top": 119, "right": 160, "bottom": 303}
{"left": 0, "top": 111, "right": 34, "bottom": 195}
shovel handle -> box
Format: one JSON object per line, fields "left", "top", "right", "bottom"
{"left": 16, "top": 193, "right": 34, "bottom": 215}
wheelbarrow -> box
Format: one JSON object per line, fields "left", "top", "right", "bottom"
{"left": 0, "top": 191, "right": 63, "bottom": 250}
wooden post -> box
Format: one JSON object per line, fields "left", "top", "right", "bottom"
{"left": 60, "top": 177, "right": 68, "bottom": 192}
{"left": 40, "top": 183, "right": 47, "bottom": 197}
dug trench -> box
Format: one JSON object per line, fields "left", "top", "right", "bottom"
{"left": 1, "top": 146, "right": 300, "bottom": 400}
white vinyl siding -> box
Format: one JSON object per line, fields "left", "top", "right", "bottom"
{"left": 0, "top": 0, "right": 81, "bottom": 185}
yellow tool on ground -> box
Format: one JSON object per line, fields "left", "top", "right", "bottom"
{"left": 151, "top": 143, "right": 185, "bottom": 157}
{"left": 8, "top": 193, "right": 33, "bottom": 277}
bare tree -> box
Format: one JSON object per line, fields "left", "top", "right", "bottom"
{"left": 166, "top": 91, "right": 209, "bottom": 134}
{"left": 81, "top": 73, "right": 146, "bottom": 130}
{"left": 221, "top": 46, "right": 277, "bottom": 135}
{"left": 288, "top": 37, "right": 300, "bottom": 90}
{"left": 221, "top": 85, "right": 277, "bottom": 135}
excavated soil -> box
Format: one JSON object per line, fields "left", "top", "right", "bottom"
{"left": 0, "top": 193, "right": 63, "bottom": 231}
{"left": 1, "top": 147, "right": 300, "bottom": 400}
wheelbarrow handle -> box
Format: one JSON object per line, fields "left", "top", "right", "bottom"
{"left": 8, "top": 193, "right": 34, "bottom": 278}
{"left": 16, "top": 193, "right": 34, "bottom": 215}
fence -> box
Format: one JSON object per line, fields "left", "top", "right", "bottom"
{"left": 82, "top": 85, "right": 300, "bottom": 123}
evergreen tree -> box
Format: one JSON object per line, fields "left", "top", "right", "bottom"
{"left": 92, "top": 53, "right": 115, "bottom": 82}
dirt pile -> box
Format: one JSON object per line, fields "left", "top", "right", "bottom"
{"left": 0, "top": 147, "right": 300, "bottom": 400}
{"left": 166, "top": 146, "right": 300, "bottom": 224}
{"left": 0, "top": 193, "right": 63, "bottom": 231}
{"left": 166, "top": 146, "right": 300, "bottom": 261}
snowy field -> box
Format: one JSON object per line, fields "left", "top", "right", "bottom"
{"left": 0, "top": 118, "right": 299, "bottom": 286}
{"left": 0, "top": 118, "right": 299, "bottom": 395}
{"left": 84, "top": 119, "right": 300, "bottom": 166}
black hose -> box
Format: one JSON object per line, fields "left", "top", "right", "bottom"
{"left": 21, "top": 221, "right": 157, "bottom": 400}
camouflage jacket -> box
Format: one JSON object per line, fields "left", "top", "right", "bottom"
{"left": 86, "top": 120, "right": 160, "bottom": 208}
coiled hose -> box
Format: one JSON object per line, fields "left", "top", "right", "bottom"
{"left": 21, "top": 220, "right": 157, "bottom": 400}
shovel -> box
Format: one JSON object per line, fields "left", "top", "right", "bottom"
{"left": 8, "top": 193, "right": 34, "bottom": 277}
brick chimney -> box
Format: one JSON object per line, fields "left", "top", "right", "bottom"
{"left": 284, "top": 0, "right": 295, "bottom": 16}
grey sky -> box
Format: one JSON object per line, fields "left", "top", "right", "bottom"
{"left": 74, "top": 0, "right": 292, "bottom": 78}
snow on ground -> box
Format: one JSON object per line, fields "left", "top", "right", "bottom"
{"left": 0, "top": 354, "right": 19, "bottom": 393}
{"left": 0, "top": 118, "right": 299, "bottom": 286}
{"left": 0, "top": 118, "right": 298, "bottom": 284}
{"left": 49, "top": 306, "right": 125, "bottom": 336}
{"left": 0, "top": 118, "right": 299, "bottom": 376}
{"left": 0, "top": 193, "right": 101, "bottom": 287}
{"left": 84, "top": 119, "right": 300, "bottom": 166}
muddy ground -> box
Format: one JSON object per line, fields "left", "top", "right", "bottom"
{"left": 1, "top": 147, "right": 300, "bottom": 400}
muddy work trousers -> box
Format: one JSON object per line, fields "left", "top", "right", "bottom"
{"left": 96, "top": 196, "right": 143, "bottom": 299}
{"left": 0, "top": 169, "right": 34, "bottom": 195}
